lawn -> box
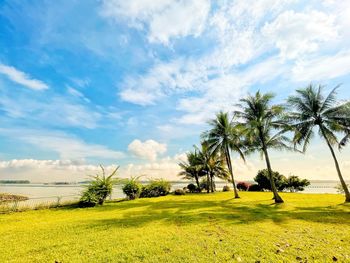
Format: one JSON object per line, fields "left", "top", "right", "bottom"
{"left": 0, "top": 192, "right": 349, "bottom": 263}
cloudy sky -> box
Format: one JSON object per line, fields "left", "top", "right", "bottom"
{"left": 1, "top": 0, "right": 350, "bottom": 182}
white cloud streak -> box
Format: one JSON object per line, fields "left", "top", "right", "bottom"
{"left": 0, "top": 64, "right": 48, "bottom": 90}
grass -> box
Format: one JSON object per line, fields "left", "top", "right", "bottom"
{"left": 0, "top": 192, "right": 349, "bottom": 262}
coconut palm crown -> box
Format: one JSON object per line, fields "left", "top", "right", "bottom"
{"left": 286, "top": 84, "right": 350, "bottom": 202}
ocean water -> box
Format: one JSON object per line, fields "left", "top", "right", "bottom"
{"left": 0, "top": 181, "right": 344, "bottom": 202}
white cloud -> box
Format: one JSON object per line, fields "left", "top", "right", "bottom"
{"left": 100, "top": 0, "right": 210, "bottom": 45}
{"left": 292, "top": 50, "right": 350, "bottom": 81}
{"left": 262, "top": 10, "right": 337, "bottom": 59}
{"left": 128, "top": 139, "right": 167, "bottom": 161}
{"left": 0, "top": 128, "right": 125, "bottom": 160}
{"left": 0, "top": 64, "right": 48, "bottom": 90}
{"left": 119, "top": 59, "right": 198, "bottom": 105}
{"left": 117, "top": 1, "right": 296, "bottom": 125}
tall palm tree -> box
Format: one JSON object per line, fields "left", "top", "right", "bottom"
{"left": 203, "top": 111, "right": 245, "bottom": 198}
{"left": 178, "top": 151, "right": 202, "bottom": 189}
{"left": 235, "top": 92, "right": 291, "bottom": 203}
{"left": 286, "top": 84, "right": 350, "bottom": 202}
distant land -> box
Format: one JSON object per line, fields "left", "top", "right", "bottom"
{"left": 0, "top": 180, "right": 30, "bottom": 184}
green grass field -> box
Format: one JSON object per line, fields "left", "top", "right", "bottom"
{"left": 0, "top": 192, "right": 349, "bottom": 262}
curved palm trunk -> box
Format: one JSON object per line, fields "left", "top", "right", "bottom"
{"left": 321, "top": 128, "right": 350, "bottom": 202}
{"left": 262, "top": 147, "right": 284, "bottom": 203}
{"left": 225, "top": 145, "right": 240, "bottom": 198}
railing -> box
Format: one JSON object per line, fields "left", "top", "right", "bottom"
{"left": 0, "top": 195, "right": 80, "bottom": 213}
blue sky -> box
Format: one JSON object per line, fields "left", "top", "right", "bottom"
{"left": 0, "top": 0, "right": 350, "bottom": 182}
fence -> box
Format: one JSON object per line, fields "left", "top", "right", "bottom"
{"left": 0, "top": 195, "right": 80, "bottom": 213}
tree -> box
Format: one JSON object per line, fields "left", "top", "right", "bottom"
{"left": 286, "top": 84, "right": 350, "bottom": 202}
{"left": 203, "top": 111, "right": 245, "bottom": 198}
{"left": 195, "top": 142, "right": 229, "bottom": 193}
{"left": 285, "top": 175, "right": 310, "bottom": 192}
{"left": 235, "top": 91, "right": 292, "bottom": 203}
{"left": 178, "top": 151, "right": 202, "bottom": 189}
{"left": 254, "top": 169, "right": 287, "bottom": 191}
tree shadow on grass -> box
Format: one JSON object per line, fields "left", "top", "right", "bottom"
{"left": 76, "top": 196, "right": 350, "bottom": 230}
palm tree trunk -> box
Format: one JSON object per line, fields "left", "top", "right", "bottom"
{"left": 194, "top": 173, "right": 200, "bottom": 190}
{"left": 210, "top": 174, "right": 214, "bottom": 192}
{"left": 321, "top": 128, "right": 350, "bottom": 202}
{"left": 263, "top": 147, "right": 284, "bottom": 203}
{"left": 206, "top": 172, "right": 210, "bottom": 193}
{"left": 225, "top": 145, "right": 240, "bottom": 198}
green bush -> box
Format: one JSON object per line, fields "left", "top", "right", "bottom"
{"left": 222, "top": 185, "right": 231, "bottom": 192}
{"left": 187, "top": 183, "right": 198, "bottom": 193}
{"left": 254, "top": 169, "right": 287, "bottom": 191}
{"left": 79, "top": 165, "right": 119, "bottom": 207}
{"left": 285, "top": 175, "right": 310, "bottom": 192}
{"left": 122, "top": 178, "right": 143, "bottom": 200}
{"left": 140, "top": 179, "right": 171, "bottom": 198}
{"left": 174, "top": 189, "right": 186, "bottom": 195}
{"left": 247, "top": 184, "right": 262, "bottom": 192}
{"left": 79, "top": 190, "right": 99, "bottom": 207}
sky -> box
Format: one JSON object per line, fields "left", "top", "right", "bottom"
{"left": 0, "top": 0, "right": 350, "bottom": 182}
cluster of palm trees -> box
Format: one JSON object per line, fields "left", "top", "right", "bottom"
{"left": 179, "top": 143, "right": 229, "bottom": 193}
{"left": 179, "top": 84, "right": 350, "bottom": 203}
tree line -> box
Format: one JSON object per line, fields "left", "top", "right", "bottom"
{"left": 179, "top": 84, "right": 350, "bottom": 203}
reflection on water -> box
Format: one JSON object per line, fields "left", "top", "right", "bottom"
{"left": 0, "top": 181, "right": 343, "bottom": 202}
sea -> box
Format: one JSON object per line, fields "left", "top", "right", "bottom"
{"left": 0, "top": 180, "right": 344, "bottom": 203}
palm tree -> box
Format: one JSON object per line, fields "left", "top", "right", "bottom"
{"left": 235, "top": 92, "right": 291, "bottom": 203}
{"left": 203, "top": 111, "right": 245, "bottom": 198}
{"left": 196, "top": 142, "right": 229, "bottom": 192}
{"left": 178, "top": 151, "right": 202, "bottom": 189}
{"left": 286, "top": 84, "right": 350, "bottom": 202}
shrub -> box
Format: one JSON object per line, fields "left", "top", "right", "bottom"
{"left": 79, "top": 165, "right": 119, "bottom": 207}
{"left": 222, "top": 185, "right": 231, "bottom": 192}
{"left": 122, "top": 178, "right": 143, "bottom": 200}
{"left": 254, "top": 169, "right": 287, "bottom": 191}
{"left": 285, "top": 175, "right": 310, "bottom": 192}
{"left": 236, "top": 182, "right": 250, "bottom": 191}
{"left": 79, "top": 190, "right": 99, "bottom": 207}
{"left": 248, "top": 184, "right": 262, "bottom": 192}
{"left": 199, "top": 179, "right": 209, "bottom": 192}
{"left": 140, "top": 179, "right": 171, "bottom": 198}
{"left": 174, "top": 189, "right": 186, "bottom": 195}
{"left": 187, "top": 183, "right": 197, "bottom": 193}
